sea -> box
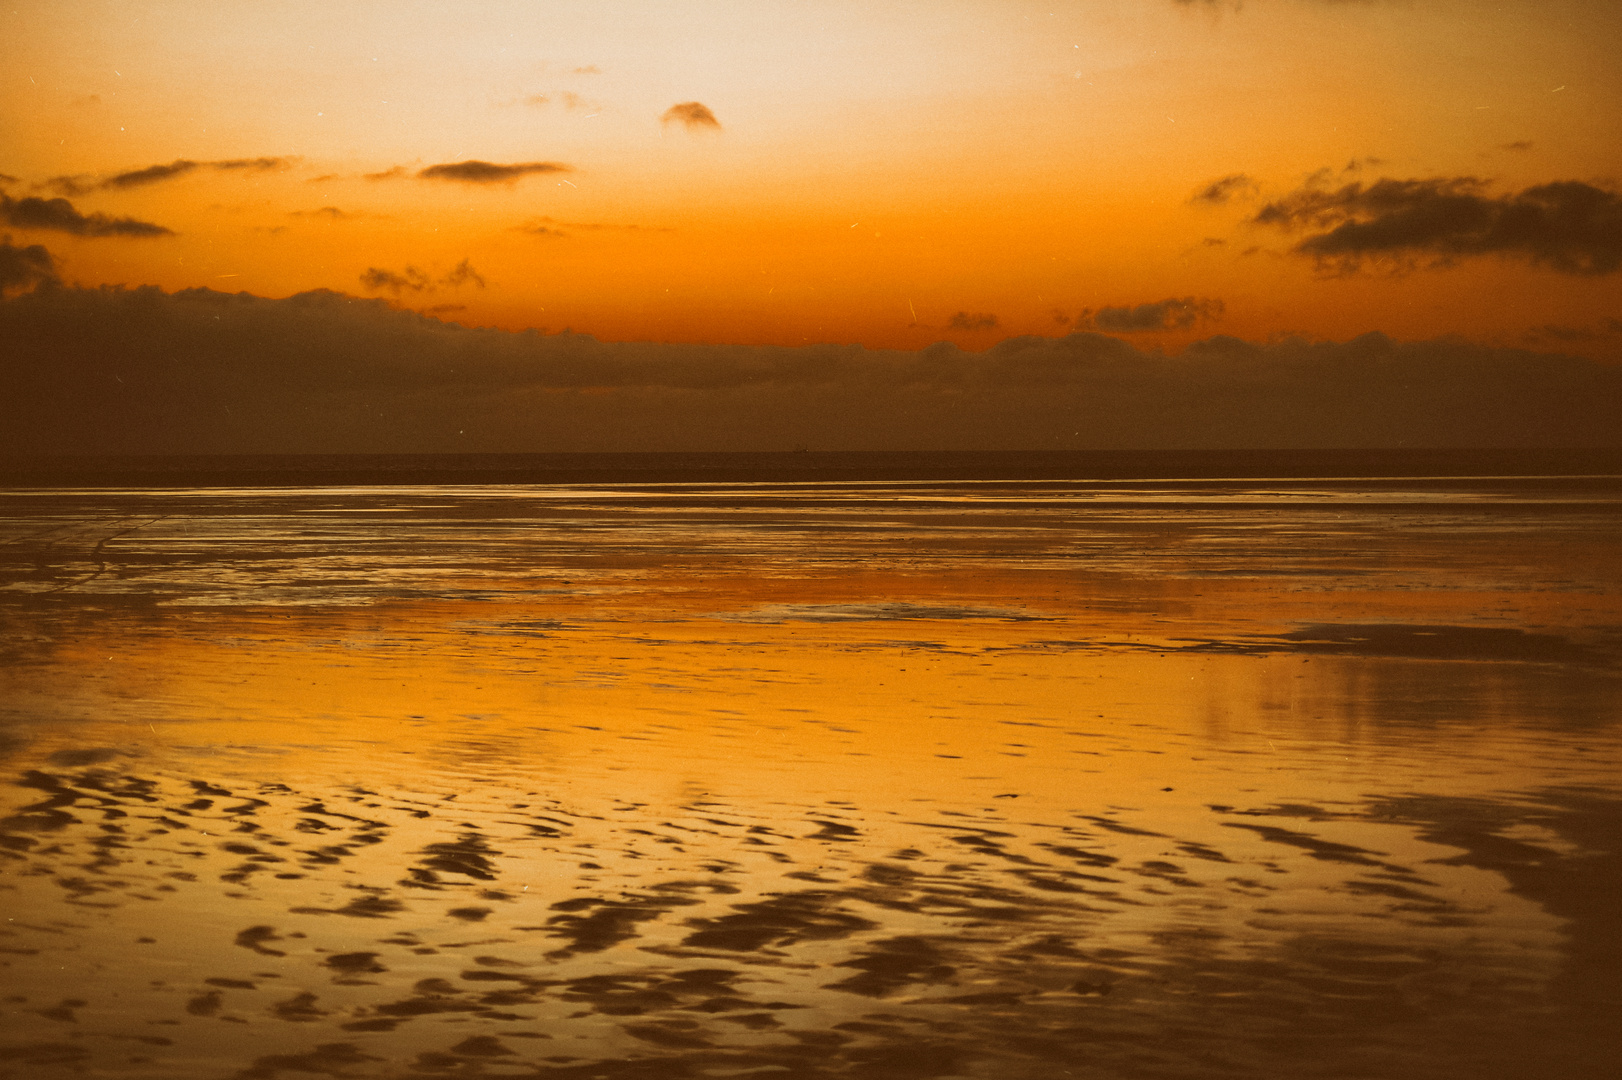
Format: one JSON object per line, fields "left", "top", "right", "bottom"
{"left": 0, "top": 450, "right": 1618, "bottom": 1080}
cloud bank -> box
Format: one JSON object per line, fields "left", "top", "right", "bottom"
{"left": 1254, "top": 177, "right": 1622, "bottom": 275}
{"left": 2, "top": 281, "right": 1617, "bottom": 455}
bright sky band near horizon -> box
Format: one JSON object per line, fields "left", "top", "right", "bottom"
{"left": 4, "top": 0, "right": 1620, "bottom": 357}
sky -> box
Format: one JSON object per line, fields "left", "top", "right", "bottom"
{"left": 3, "top": 0, "right": 1620, "bottom": 453}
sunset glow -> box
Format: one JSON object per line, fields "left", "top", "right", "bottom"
{"left": 6, "top": 0, "right": 1618, "bottom": 357}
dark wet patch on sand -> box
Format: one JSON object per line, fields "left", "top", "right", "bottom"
{"left": 1189, "top": 623, "right": 1614, "bottom": 666}
{"left": 0, "top": 763, "right": 1617, "bottom": 1079}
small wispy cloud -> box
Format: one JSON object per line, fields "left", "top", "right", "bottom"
{"left": 94, "top": 157, "right": 298, "bottom": 190}
{"left": 103, "top": 159, "right": 201, "bottom": 189}
{"left": 360, "top": 259, "right": 487, "bottom": 295}
{"left": 512, "top": 215, "right": 670, "bottom": 237}
{"left": 1083, "top": 297, "right": 1224, "bottom": 332}
{"left": 212, "top": 157, "right": 296, "bottom": 173}
{"left": 440, "top": 258, "right": 486, "bottom": 288}
{"left": 290, "top": 207, "right": 354, "bottom": 221}
{"left": 1190, "top": 173, "right": 1258, "bottom": 205}
{"left": 947, "top": 311, "right": 999, "bottom": 331}
{"left": 661, "top": 102, "right": 721, "bottom": 131}
{"left": 360, "top": 266, "right": 431, "bottom": 294}
{"left": 518, "top": 91, "right": 599, "bottom": 111}
{"left": 418, "top": 161, "right": 571, "bottom": 184}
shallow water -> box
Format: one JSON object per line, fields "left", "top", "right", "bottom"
{"left": 1, "top": 478, "right": 1619, "bottom": 1079}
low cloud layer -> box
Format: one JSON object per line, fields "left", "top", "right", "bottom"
{"left": 0, "top": 193, "right": 173, "bottom": 238}
{"left": 2, "top": 279, "right": 1617, "bottom": 455}
{"left": 417, "top": 161, "right": 571, "bottom": 184}
{"left": 1084, "top": 297, "right": 1224, "bottom": 332}
{"left": 1254, "top": 176, "right": 1622, "bottom": 275}
{"left": 661, "top": 102, "right": 721, "bottom": 131}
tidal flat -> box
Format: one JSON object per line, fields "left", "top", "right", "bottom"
{"left": 1, "top": 475, "right": 1619, "bottom": 1079}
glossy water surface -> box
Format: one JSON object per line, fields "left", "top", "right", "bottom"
{"left": 1, "top": 477, "right": 1619, "bottom": 1079}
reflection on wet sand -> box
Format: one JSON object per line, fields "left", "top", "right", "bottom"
{"left": 0, "top": 478, "right": 1619, "bottom": 1078}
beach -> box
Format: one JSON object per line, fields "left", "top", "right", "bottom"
{"left": 1, "top": 466, "right": 1618, "bottom": 1078}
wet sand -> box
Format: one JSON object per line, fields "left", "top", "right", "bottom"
{"left": 1, "top": 477, "right": 1619, "bottom": 1078}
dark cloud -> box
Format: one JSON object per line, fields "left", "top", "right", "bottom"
{"left": 661, "top": 102, "right": 721, "bottom": 131}
{"left": 363, "top": 166, "right": 408, "bottom": 182}
{"left": 947, "top": 311, "right": 999, "bottom": 331}
{"left": 104, "top": 159, "right": 201, "bottom": 189}
{"left": 0, "top": 236, "right": 59, "bottom": 294}
{"left": 360, "top": 260, "right": 486, "bottom": 294}
{"left": 1501, "top": 141, "right": 1533, "bottom": 152}
{"left": 1190, "top": 174, "right": 1257, "bottom": 205}
{"left": 0, "top": 193, "right": 174, "bottom": 237}
{"left": 417, "top": 161, "right": 571, "bottom": 184}
{"left": 1084, "top": 297, "right": 1224, "bottom": 332}
{"left": 0, "top": 173, "right": 18, "bottom": 187}
{"left": 3, "top": 286, "right": 1617, "bottom": 455}
{"left": 1253, "top": 176, "right": 1622, "bottom": 275}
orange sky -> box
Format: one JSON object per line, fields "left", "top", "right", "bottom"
{"left": 4, "top": 0, "right": 1620, "bottom": 354}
